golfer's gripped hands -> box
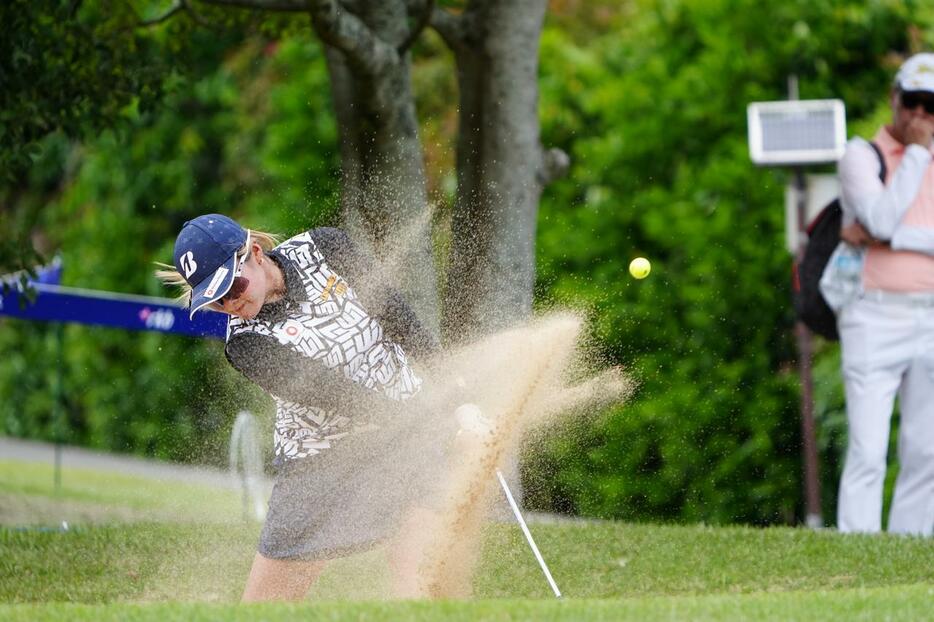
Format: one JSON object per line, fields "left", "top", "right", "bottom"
{"left": 903, "top": 115, "right": 934, "bottom": 148}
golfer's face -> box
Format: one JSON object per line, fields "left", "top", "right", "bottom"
{"left": 213, "top": 248, "right": 264, "bottom": 320}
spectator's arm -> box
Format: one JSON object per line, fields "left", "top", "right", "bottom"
{"left": 839, "top": 138, "right": 930, "bottom": 240}
{"left": 891, "top": 222, "right": 934, "bottom": 256}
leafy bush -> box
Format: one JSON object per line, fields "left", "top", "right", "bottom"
{"left": 524, "top": 0, "right": 923, "bottom": 524}
{"left": 2, "top": 0, "right": 930, "bottom": 524}
{"left": 1, "top": 35, "right": 339, "bottom": 465}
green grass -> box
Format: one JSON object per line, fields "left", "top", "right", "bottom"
{"left": 2, "top": 457, "right": 934, "bottom": 620}
{"left": 0, "top": 585, "right": 932, "bottom": 622}
{"left": 3, "top": 521, "right": 934, "bottom": 618}
{"left": 0, "top": 460, "right": 244, "bottom": 525}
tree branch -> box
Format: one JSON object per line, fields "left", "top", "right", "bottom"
{"left": 193, "top": 0, "right": 312, "bottom": 12}
{"left": 135, "top": 0, "right": 184, "bottom": 27}
{"left": 429, "top": 6, "right": 465, "bottom": 50}
{"left": 183, "top": 0, "right": 229, "bottom": 30}
{"left": 340, "top": 0, "right": 362, "bottom": 14}
{"left": 397, "top": 0, "right": 433, "bottom": 55}
{"left": 307, "top": 0, "right": 398, "bottom": 76}
{"left": 537, "top": 147, "right": 570, "bottom": 186}
{"left": 131, "top": 0, "right": 223, "bottom": 30}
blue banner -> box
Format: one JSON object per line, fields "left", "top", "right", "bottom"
{"left": 0, "top": 283, "right": 227, "bottom": 340}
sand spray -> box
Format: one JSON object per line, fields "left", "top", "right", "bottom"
{"left": 323, "top": 210, "right": 634, "bottom": 598}
{"left": 374, "top": 312, "right": 632, "bottom": 597}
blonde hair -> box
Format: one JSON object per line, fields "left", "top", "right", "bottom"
{"left": 154, "top": 229, "right": 282, "bottom": 305}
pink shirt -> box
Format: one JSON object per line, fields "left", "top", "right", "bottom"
{"left": 839, "top": 127, "right": 934, "bottom": 292}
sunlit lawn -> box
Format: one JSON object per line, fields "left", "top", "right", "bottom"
{"left": 2, "top": 458, "right": 933, "bottom": 620}
{"left": 0, "top": 460, "right": 244, "bottom": 525}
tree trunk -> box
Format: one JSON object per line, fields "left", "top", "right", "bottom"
{"left": 439, "top": 0, "right": 567, "bottom": 341}
{"left": 316, "top": 0, "right": 440, "bottom": 338}
{"left": 195, "top": 0, "right": 565, "bottom": 343}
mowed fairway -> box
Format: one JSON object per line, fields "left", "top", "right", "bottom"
{"left": 2, "top": 459, "right": 933, "bottom": 620}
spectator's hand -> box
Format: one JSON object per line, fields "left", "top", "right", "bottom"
{"left": 903, "top": 115, "right": 934, "bottom": 148}
{"left": 841, "top": 221, "right": 886, "bottom": 247}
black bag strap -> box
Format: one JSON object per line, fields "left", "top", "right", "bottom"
{"left": 866, "top": 140, "right": 886, "bottom": 183}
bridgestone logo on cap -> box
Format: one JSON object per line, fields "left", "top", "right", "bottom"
{"left": 204, "top": 267, "right": 229, "bottom": 298}
{"left": 181, "top": 251, "right": 198, "bottom": 278}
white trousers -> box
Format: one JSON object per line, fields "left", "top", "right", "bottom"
{"left": 837, "top": 294, "right": 934, "bottom": 535}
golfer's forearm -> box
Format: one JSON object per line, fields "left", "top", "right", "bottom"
{"left": 226, "top": 333, "right": 382, "bottom": 411}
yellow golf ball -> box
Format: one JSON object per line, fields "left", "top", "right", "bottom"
{"left": 629, "top": 257, "right": 651, "bottom": 279}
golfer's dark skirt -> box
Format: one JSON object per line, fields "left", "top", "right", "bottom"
{"left": 258, "top": 423, "right": 447, "bottom": 561}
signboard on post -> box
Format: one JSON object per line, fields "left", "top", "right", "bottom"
{"left": 748, "top": 99, "right": 847, "bottom": 166}
{"left": 747, "top": 92, "right": 847, "bottom": 530}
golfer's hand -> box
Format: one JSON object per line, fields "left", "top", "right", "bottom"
{"left": 904, "top": 116, "right": 934, "bottom": 149}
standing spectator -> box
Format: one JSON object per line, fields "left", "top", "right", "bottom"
{"left": 835, "top": 53, "right": 934, "bottom": 535}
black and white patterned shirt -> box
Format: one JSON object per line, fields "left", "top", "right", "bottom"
{"left": 224, "top": 228, "right": 435, "bottom": 462}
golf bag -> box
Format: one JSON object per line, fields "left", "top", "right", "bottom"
{"left": 792, "top": 141, "right": 885, "bottom": 341}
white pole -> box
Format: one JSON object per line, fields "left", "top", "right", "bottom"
{"left": 496, "top": 469, "right": 562, "bottom": 598}
{"left": 230, "top": 411, "right": 266, "bottom": 521}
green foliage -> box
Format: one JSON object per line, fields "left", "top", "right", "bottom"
{"left": 0, "top": 0, "right": 297, "bottom": 276}
{"left": 525, "top": 0, "right": 924, "bottom": 524}
{"left": 3, "top": 0, "right": 933, "bottom": 524}
{"left": 0, "top": 33, "right": 340, "bottom": 464}
{"left": 0, "top": 0, "right": 159, "bottom": 278}
{"left": 0, "top": 0, "right": 165, "bottom": 180}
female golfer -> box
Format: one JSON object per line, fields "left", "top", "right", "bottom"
{"left": 157, "top": 213, "right": 440, "bottom": 600}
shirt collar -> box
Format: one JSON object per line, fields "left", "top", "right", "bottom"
{"left": 254, "top": 250, "right": 304, "bottom": 321}
{"left": 875, "top": 125, "right": 903, "bottom": 152}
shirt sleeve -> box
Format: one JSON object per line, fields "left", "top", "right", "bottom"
{"left": 839, "top": 138, "right": 931, "bottom": 240}
{"left": 375, "top": 288, "right": 440, "bottom": 357}
{"left": 225, "top": 332, "right": 382, "bottom": 414}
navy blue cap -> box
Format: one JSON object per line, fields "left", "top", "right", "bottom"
{"left": 173, "top": 214, "right": 248, "bottom": 318}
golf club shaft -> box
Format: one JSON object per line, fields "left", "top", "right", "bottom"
{"left": 496, "top": 469, "right": 562, "bottom": 598}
